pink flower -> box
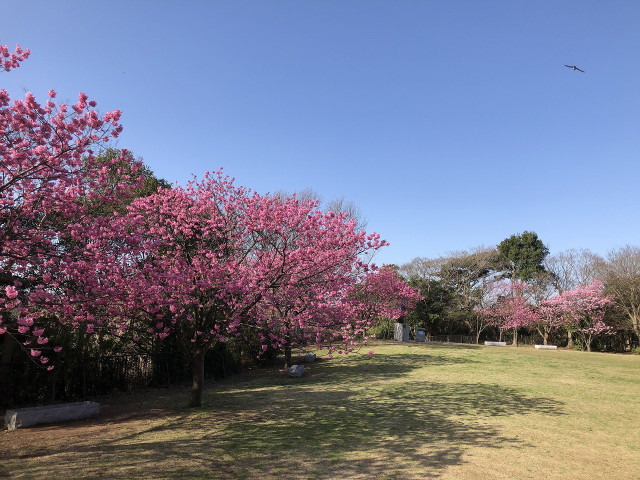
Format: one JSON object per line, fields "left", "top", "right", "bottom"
{"left": 54, "top": 346, "right": 63, "bottom": 353}
{"left": 17, "top": 317, "right": 34, "bottom": 326}
{"left": 40, "top": 357, "right": 49, "bottom": 364}
{"left": 5, "top": 285, "right": 18, "bottom": 299}
{"left": 30, "top": 349, "right": 41, "bottom": 357}
{"left": 367, "top": 350, "right": 374, "bottom": 357}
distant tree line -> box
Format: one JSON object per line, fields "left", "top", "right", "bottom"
{"left": 395, "top": 232, "right": 640, "bottom": 352}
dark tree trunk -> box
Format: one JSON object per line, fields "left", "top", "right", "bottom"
{"left": 567, "top": 330, "right": 574, "bottom": 349}
{"left": 189, "top": 349, "right": 206, "bottom": 408}
{"left": 284, "top": 345, "right": 292, "bottom": 368}
{"left": 0, "top": 334, "right": 16, "bottom": 406}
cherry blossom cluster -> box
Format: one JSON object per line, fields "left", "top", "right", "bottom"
{"left": 477, "top": 279, "right": 615, "bottom": 349}
{"left": 0, "top": 44, "right": 29, "bottom": 72}
{"left": 60, "top": 171, "right": 416, "bottom": 358}
{"left": 1, "top": 43, "right": 142, "bottom": 367}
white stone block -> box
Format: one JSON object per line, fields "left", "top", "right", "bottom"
{"left": 5, "top": 401, "right": 100, "bottom": 430}
{"left": 484, "top": 341, "right": 507, "bottom": 346}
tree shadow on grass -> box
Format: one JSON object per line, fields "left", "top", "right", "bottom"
{"left": 3, "top": 379, "right": 565, "bottom": 480}
{"left": 420, "top": 341, "right": 483, "bottom": 350}
{"left": 221, "top": 351, "right": 478, "bottom": 394}
{"left": 2, "top": 348, "right": 566, "bottom": 480}
{"left": 308, "top": 351, "right": 479, "bottom": 382}
{"left": 200, "top": 380, "right": 565, "bottom": 477}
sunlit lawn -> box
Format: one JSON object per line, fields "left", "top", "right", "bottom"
{"left": 2, "top": 341, "right": 639, "bottom": 479}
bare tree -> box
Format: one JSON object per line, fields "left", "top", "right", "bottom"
{"left": 399, "top": 256, "right": 448, "bottom": 282}
{"left": 544, "top": 250, "right": 577, "bottom": 294}
{"left": 271, "top": 190, "right": 367, "bottom": 233}
{"left": 544, "top": 248, "right": 606, "bottom": 347}
{"left": 325, "top": 196, "right": 368, "bottom": 233}
{"left": 575, "top": 249, "right": 606, "bottom": 286}
{"left": 600, "top": 245, "right": 640, "bottom": 342}
{"left": 269, "top": 187, "right": 322, "bottom": 204}
{"left": 544, "top": 248, "right": 605, "bottom": 293}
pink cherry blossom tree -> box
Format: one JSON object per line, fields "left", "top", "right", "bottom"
{"left": 348, "top": 265, "right": 422, "bottom": 330}
{"left": 0, "top": 42, "right": 417, "bottom": 407}
{"left": 227, "top": 190, "right": 393, "bottom": 368}
{"left": 532, "top": 301, "right": 565, "bottom": 346}
{"left": 248, "top": 264, "right": 420, "bottom": 367}
{"left": 550, "top": 281, "right": 615, "bottom": 352}
{"left": 62, "top": 171, "right": 390, "bottom": 406}
{"left": 0, "top": 43, "right": 142, "bottom": 372}
{"left": 477, "top": 280, "right": 539, "bottom": 346}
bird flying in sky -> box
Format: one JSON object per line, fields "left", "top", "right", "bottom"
{"left": 565, "top": 65, "right": 584, "bottom": 72}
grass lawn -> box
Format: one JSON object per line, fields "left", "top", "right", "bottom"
{"left": 1, "top": 341, "right": 639, "bottom": 479}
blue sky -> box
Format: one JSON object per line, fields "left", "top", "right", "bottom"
{"left": 3, "top": 1, "right": 639, "bottom": 266}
